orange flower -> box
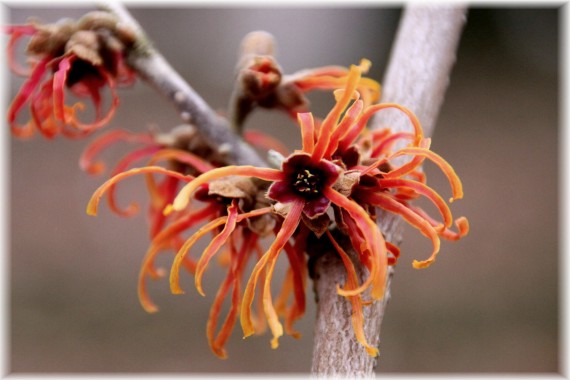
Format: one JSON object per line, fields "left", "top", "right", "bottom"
{"left": 87, "top": 59, "right": 468, "bottom": 358}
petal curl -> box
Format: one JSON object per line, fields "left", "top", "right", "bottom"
{"left": 240, "top": 200, "right": 303, "bottom": 348}
{"left": 194, "top": 201, "right": 240, "bottom": 296}
{"left": 80, "top": 130, "right": 154, "bottom": 175}
{"left": 323, "top": 187, "right": 387, "bottom": 300}
{"left": 326, "top": 230, "right": 379, "bottom": 357}
{"left": 359, "top": 190, "right": 441, "bottom": 269}
{"left": 86, "top": 166, "right": 193, "bottom": 216}
{"left": 171, "top": 166, "right": 284, "bottom": 212}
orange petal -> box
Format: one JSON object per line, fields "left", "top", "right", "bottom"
{"left": 169, "top": 217, "right": 228, "bottom": 295}
{"left": 324, "top": 187, "right": 387, "bottom": 300}
{"left": 387, "top": 146, "right": 463, "bottom": 202}
{"left": 79, "top": 129, "right": 154, "bottom": 175}
{"left": 170, "top": 207, "right": 272, "bottom": 295}
{"left": 312, "top": 64, "right": 362, "bottom": 161}
{"left": 240, "top": 200, "right": 303, "bottom": 343}
{"left": 361, "top": 191, "right": 441, "bottom": 269}
{"left": 86, "top": 166, "right": 193, "bottom": 216}
{"left": 207, "top": 264, "right": 238, "bottom": 359}
{"left": 324, "top": 99, "right": 364, "bottom": 158}
{"left": 171, "top": 166, "right": 284, "bottom": 212}
{"left": 379, "top": 178, "right": 453, "bottom": 228}
{"left": 298, "top": 112, "right": 315, "bottom": 154}
{"left": 137, "top": 204, "right": 219, "bottom": 313}
{"left": 195, "top": 201, "right": 240, "bottom": 296}
{"left": 326, "top": 230, "right": 379, "bottom": 357}
{"left": 106, "top": 146, "right": 162, "bottom": 217}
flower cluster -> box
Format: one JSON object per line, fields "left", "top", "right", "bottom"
{"left": 6, "top": 12, "right": 136, "bottom": 139}
{"left": 87, "top": 60, "right": 468, "bottom": 358}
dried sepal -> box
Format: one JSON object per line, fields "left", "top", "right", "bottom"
{"left": 332, "top": 169, "right": 360, "bottom": 197}
{"left": 208, "top": 176, "right": 257, "bottom": 200}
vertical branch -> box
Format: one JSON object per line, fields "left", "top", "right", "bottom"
{"left": 311, "top": 5, "right": 467, "bottom": 377}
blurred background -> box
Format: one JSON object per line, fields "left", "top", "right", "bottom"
{"left": 5, "top": 4, "right": 560, "bottom": 374}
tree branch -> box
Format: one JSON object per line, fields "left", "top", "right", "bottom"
{"left": 311, "top": 4, "right": 467, "bottom": 377}
{"left": 98, "top": 1, "right": 267, "bottom": 168}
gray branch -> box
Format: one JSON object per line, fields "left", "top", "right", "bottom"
{"left": 98, "top": 1, "right": 267, "bottom": 168}
{"left": 311, "top": 4, "right": 467, "bottom": 377}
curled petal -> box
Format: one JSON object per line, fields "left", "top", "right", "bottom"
{"left": 67, "top": 75, "right": 120, "bottom": 132}
{"left": 276, "top": 240, "right": 307, "bottom": 338}
{"left": 378, "top": 178, "right": 453, "bottom": 228}
{"left": 386, "top": 241, "right": 401, "bottom": 266}
{"left": 30, "top": 78, "right": 60, "bottom": 139}
{"left": 170, "top": 217, "right": 228, "bottom": 295}
{"left": 8, "top": 56, "right": 50, "bottom": 138}
{"left": 240, "top": 200, "right": 304, "bottom": 348}
{"left": 138, "top": 203, "right": 220, "bottom": 313}
{"left": 365, "top": 138, "right": 431, "bottom": 177}
{"left": 54, "top": 55, "right": 120, "bottom": 133}
{"left": 387, "top": 146, "right": 464, "bottom": 202}
{"left": 144, "top": 148, "right": 216, "bottom": 213}
{"left": 170, "top": 207, "right": 272, "bottom": 294}
{"left": 326, "top": 230, "right": 379, "bottom": 357}
{"left": 106, "top": 146, "right": 162, "bottom": 217}
{"left": 371, "top": 131, "right": 415, "bottom": 158}
{"left": 147, "top": 148, "right": 216, "bottom": 174}
{"left": 339, "top": 102, "right": 424, "bottom": 153}
{"left": 6, "top": 25, "right": 38, "bottom": 76}
{"left": 86, "top": 166, "right": 193, "bottom": 216}
{"left": 148, "top": 175, "right": 181, "bottom": 238}
{"left": 208, "top": 234, "right": 258, "bottom": 358}
{"left": 52, "top": 55, "right": 74, "bottom": 127}
{"left": 412, "top": 207, "right": 470, "bottom": 241}
{"left": 324, "top": 99, "right": 364, "bottom": 158}
{"left": 323, "top": 187, "right": 387, "bottom": 300}
{"left": 207, "top": 265, "right": 240, "bottom": 359}
{"left": 312, "top": 64, "right": 362, "bottom": 161}
{"left": 195, "top": 201, "right": 240, "bottom": 296}
{"left": 80, "top": 130, "right": 154, "bottom": 175}
{"left": 360, "top": 190, "right": 441, "bottom": 269}
{"left": 171, "top": 166, "right": 284, "bottom": 212}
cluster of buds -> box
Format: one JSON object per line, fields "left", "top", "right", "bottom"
{"left": 229, "top": 31, "right": 380, "bottom": 130}
{"left": 6, "top": 11, "right": 136, "bottom": 138}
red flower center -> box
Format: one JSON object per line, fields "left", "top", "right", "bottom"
{"left": 292, "top": 168, "right": 322, "bottom": 197}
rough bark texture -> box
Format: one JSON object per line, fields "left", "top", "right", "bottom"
{"left": 310, "top": 5, "right": 467, "bottom": 377}
{"left": 100, "top": 1, "right": 267, "bottom": 168}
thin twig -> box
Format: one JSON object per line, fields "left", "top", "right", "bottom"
{"left": 98, "top": 2, "right": 267, "bottom": 168}
{"left": 311, "top": 4, "right": 467, "bottom": 377}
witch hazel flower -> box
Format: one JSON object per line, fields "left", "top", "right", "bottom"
{"left": 84, "top": 125, "right": 287, "bottom": 358}
{"left": 85, "top": 57, "right": 467, "bottom": 358}
{"left": 6, "top": 11, "right": 136, "bottom": 139}
{"left": 161, "top": 60, "right": 468, "bottom": 357}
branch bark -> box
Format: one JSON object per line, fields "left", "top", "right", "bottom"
{"left": 99, "top": 1, "right": 267, "bottom": 168}
{"left": 311, "top": 5, "right": 467, "bottom": 377}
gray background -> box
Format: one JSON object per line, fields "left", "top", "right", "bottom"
{"left": 6, "top": 5, "right": 559, "bottom": 373}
